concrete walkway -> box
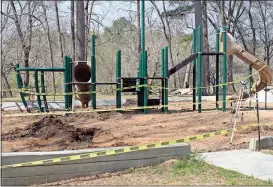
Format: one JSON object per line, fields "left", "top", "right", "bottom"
{"left": 201, "top": 149, "right": 273, "bottom": 181}
{"left": 1, "top": 98, "right": 126, "bottom": 111}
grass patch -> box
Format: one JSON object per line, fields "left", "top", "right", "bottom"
{"left": 46, "top": 154, "right": 273, "bottom": 185}
{"left": 170, "top": 155, "right": 273, "bottom": 185}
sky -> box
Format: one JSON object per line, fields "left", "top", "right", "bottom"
{"left": 59, "top": 1, "right": 164, "bottom": 28}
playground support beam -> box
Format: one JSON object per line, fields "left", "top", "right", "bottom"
{"left": 197, "top": 25, "right": 202, "bottom": 113}
{"left": 249, "top": 66, "right": 252, "bottom": 109}
{"left": 16, "top": 64, "right": 30, "bottom": 113}
{"left": 161, "top": 48, "right": 165, "bottom": 112}
{"left": 116, "top": 50, "right": 121, "bottom": 110}
{"left": 34, "top": 70, "right": 43, "bottom": 112}
{"left": 222, "top": 26, "right": 227, "bottom": 112}
{"left": 68, "top": 57, "right": 73, "bottom": 109}
{"left": 141, "top": 0, "right": 147, "bottom": 114}
{"left": 40, "top": 71, "right": 49, "bottom": 112}
{"left": 91, "top": 34, "right": 96, "bottom": 109}
{"left": 164, "top": 46, "right": 169, "bottom": 113}
{"left": 64, "top": 56, "right": 70, "bottom": 110}
{"left": 216, "top": 29, "right": 220, "bottom": 110}
{"left": 192, "top": 29, "right": 197, "bottom": 111}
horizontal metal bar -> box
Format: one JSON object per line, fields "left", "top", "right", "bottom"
{"left": 201, "top": 52, "right": 224, "bottom": 56}
{"left": 120, "top": 77, "right": 167, "bottom": 80}
{"left": 17, "top": 67, "right": 65, "bottom": 72}
{"left": 168, "top": 53, "right": 198, "bottom": 77}
{"left": 66, "top": 82, "right": 119, "bottom": 85}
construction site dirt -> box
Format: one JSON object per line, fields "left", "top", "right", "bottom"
{"left": 2, "top": 100, "right": 273, "bottom": 153}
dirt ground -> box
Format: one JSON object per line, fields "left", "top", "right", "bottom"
{"left": 2, "top": 100, "right": 273, "bottom": 152}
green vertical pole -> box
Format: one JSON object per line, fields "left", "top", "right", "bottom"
{"left": 216, "top": 29, "right": 220, "bottom": 110}
{"left": 222, "top": 26, "right": 227, "bottom": 112}
{"left": 249, "top": 66, "right": 252, "bottom": 109}
{"left": 69, "top": 57, "right": 73, "bottom": 108}
{"left": 161, "top": 48, "right": 165, "bottom": 112}
{"left": 64, "top": 56, "right": 69, "bottom": 110}
{"left": 197, "top": 25, "right": 202, "bottom": 113}
{"left": 164, "top": 46, "right": 169, "bottom": 113}
{"left": 192, "top": 29, "right": 197, "bottom": 111}
{"left": 116, "top": 50, "right": 121, "bottom": 110}
{"left": 40, "top": 71, "right": 49, "bottom": 112}
{"left": 141, "top": 0, "right": 147, "bottom": 114}
{"left": 143, "top": 50, "right": 148, "bottom": 113}
{"left": 91, "top": 34, "right": 96, "bottom": 109}
{"left": 137, "top": 53, "right": 142, "bottom": 107}
{"left": 34, "top": 70, "right": 43, "bottom": 112}
{"left": 16, "top": 64, "right": 30, "bottom": 113}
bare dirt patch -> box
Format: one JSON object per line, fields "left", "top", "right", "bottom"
{"left": 2, "top": 100, "right": 273, "bottom": 152}
{"left": 2, "top": 115, "right": 101, "bottom": 152}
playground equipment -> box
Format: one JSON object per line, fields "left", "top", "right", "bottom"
{"left": 15, "top": 0, "right": 272, "bottom": 114}
{"left": 219, "top": 32, "right": 273, "bottom": 93}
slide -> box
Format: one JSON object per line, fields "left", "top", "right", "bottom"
{"left": 220, "top": 32, "right": 273, "bottom": 93}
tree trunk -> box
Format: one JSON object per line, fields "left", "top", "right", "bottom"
{"left": 42, "top": 2, "right": 56, "bottom": 95}
{"left": 162, "top": 0, "right": 177, "bottom": 88}
{"left": 2, "top": 73, "right": 13, "bottom": 97}
{"left": 137, "top": 0, "right": 141, "bottom": 55}
{"left": 183, "top": 63, "right": 191, "bottom": 88}
{"left": 54, "top": 1, "right": 64, "bottom": 61}
{"left": 84, "top": 1, "right": 89, "bottom": 61}
{"left": 10, "top": 0, "right": 31, "bottom": 87}
{"left": 76, "top": 1, "right": 85, "bottom": 61}
{"left": 71, "top": 0, "right": 76, "bottom": 61}
{"left": 201, "top": 0, "right": 209, "bottom": 95}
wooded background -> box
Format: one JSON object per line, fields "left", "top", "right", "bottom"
{"left": 1, "top": 1, "right": 273, "bottom": 98}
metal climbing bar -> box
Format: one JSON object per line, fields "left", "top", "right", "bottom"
{"left": 15, "top": 64, "right": 30, "bottom": 113}
{"left": 216, "top": 29, "right": 220, "bottom": 110}
{"left": 222, "top": 26, "right": 227, "bottom": 112}
{"left": 40, "top": 71, "right": 49, "bottom": 112}
{"left": 34, "top": 70, "right": 43, "bottom": 112}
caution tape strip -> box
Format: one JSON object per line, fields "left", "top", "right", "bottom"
{"left": 2, "top": 123, "right": 271, "bottom": 169}
{"left": 2, "top": 64, "right": 267, "bottom": 95}
{"left": 2, "top": 100, "right": 230, "bottom": 117}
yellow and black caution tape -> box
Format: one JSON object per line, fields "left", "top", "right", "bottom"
{"left": 2, "top": 123, "right": 270, "bottom": 169}
{"left": 2, "top": 100, "right": 228, "bottom": 118}
{"left": 2, "top": 64, "right": 267, "bottom": 96}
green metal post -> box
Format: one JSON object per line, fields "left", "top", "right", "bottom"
{"left": 137, "top": 53, "right": 142, "bottom": 107}
{"left": 143, "top": 50, "right": 148, "bottom": 113}
{"left": 161, "top": 48, "right": 165, "bottom": 112}
{"left": 116, "top": 50, "right": 121, "bottom": 110}
{"left": 249, "top": 66, "right": 252, "bottom": 109}
{"left": 68, "top": 57, "right": 73, "bottom": 109}
{"left": 197, "top": 25, "right": 202, "bottom": 113}
{"left": 192, "top": 29, "right": 197, "bottom": 111}
{"left": 141, "top": 0, "right": 147, "bottom": 114}
{"left": 91, "top": 34, "right": 96, "bottom": 109}
{"left": 40, "top": 71, "right": 49, "bottom": 112}
{"left": 15, "top": 64, "right": 30, "bottom": 113}
{"left": 216, "top": 29, "right": 220, "bottom": 110}
{"left": 222, "top": 26, "right": 227, "bottom": 112}
{"left": 164, "top": 46, "right": 169, "bottom": 113}
{"left": 64, "top": 56, "right": 69, "bottom": 110}
{"left": 34, "top": 70, "right": 43, "bottom": 112}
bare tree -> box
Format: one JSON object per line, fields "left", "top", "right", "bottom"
{"left": 71, "top": 1, "right": 75, "bottom": 61}
{"left": 54, "top": 1, "right": 64, "bottom": 61}
{"left": 151, "top": 0, "right": 178, "bottom": 88}
{"left": 9, "top": 1, "right": 33, "bottom": 87}
{"left": 42, "top": 2, "right": 56, "bottom": 95}
{"left": 76, "top": 1, "right": 85, "bottom": 61}
{"left": 201, "top": 0, "right": 210, "bottom": 95}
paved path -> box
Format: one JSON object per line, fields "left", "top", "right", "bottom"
{"left": 1, "top": 98, "right": 126, "bottom": 111}
{"left": 201, "top": 149, "right": 273, "bottom": 181}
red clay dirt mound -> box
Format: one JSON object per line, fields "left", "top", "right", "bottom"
{"left": 2, "top": 115, "right": 101, "bottom": 143}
